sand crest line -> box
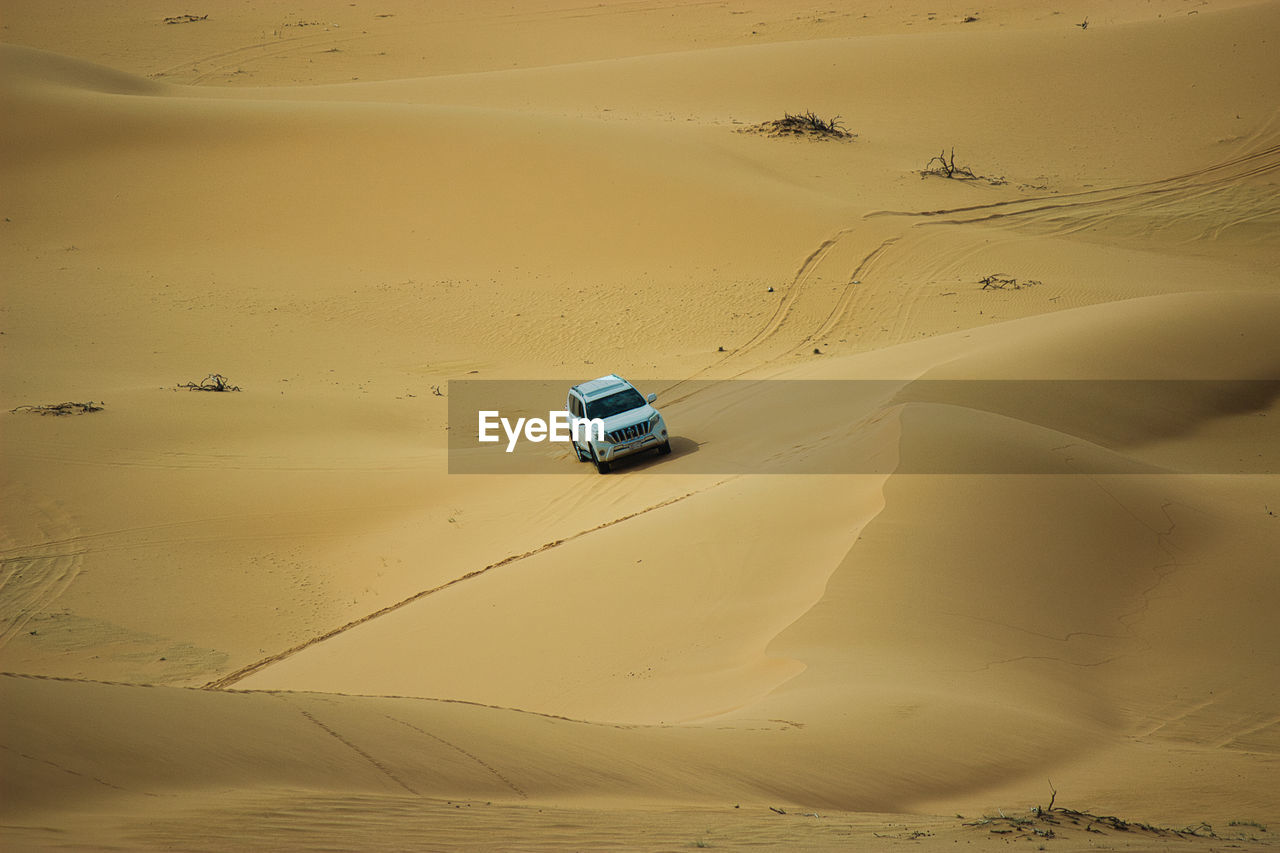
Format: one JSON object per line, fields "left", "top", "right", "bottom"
{"left": 230, "top": 686, "right": 665, "bottom": 730}
{"left": 0, "top": 671, "right": 650, "bottom": 730}
{"left": 1, "top": 671, "right": 796, "bottom": 732}
{"left": 202, "top": 481, "right": 730, "bottom": 690}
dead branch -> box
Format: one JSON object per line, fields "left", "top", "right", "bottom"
{"left": 9, "top": 401, "right": 104, "bottom": 416}
{"left": 980, "top": 273, "right": 1041, "bottom": 290}
{"left": 923, "top": 147, "right": 978, "bottom": 180}
{"left": 1034, "top": 780, "right": 1057, "bottom": 817}
{"left": 741, "top": 111, "right": 855, "bottom": 140}
{"left": 972, "top": 801, "right": 1220, "bottom": 842}
{"left": 179, "top": 373, "right": 241, "bottom": 392}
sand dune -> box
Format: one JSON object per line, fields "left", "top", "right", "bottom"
{"left": 2, "top": 1, "right": 1279, "bottom": 849}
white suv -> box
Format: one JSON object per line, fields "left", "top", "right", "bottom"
{"left": 566, "top": 375, "right": 670, "bottom": 474}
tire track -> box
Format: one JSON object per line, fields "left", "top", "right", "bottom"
{"left": 151, "top": 29, "right": 366, "bottom": 83}
{"left": 202, "top": 481, "right": 727, "bottom": 690}
{"left": 1133, "top": 696, "right": 1218, "bottom": 740}
{"left": 0, "top": 552, "right": 82, "bottom": 649}
{"left": 657, "top": 228, "right": 854, "bottom": 403}
{"left": 660, "top": 227, "right": 907, "bottom": 406}
{"left": 867, "top": 142, "right": 1280, "bottom": 234}
{"left": 383, "top": 714, "right": 527, "bottom": 799}
{"left": 188, "top": 34, "right": 373, "bottom": 85}
{"left": 798, "top": 236, "right": 900, "bottom": 351}
{"left": 152, "top": 1, "right": 724, "bottom": 84}
{"left": 1216, "top": 714, "right": 1280, "bottom": 751}
{"left": 283, "top": 699, "right": 420, "bottom": 796}
{"left": 657, "top": 139, "right": 1275, "bottom": 403}
{"left": 0, "top": 742, "right": 134, "bottom": 794}
{"left": 4, "top": 451, "right": 434, "bottom": 473}
{"left": 0, "top": 505, "right": 399, "bottom": 563}
{"left": 0, "top": 494, "right": 83, "bottom": 650}
{"left": 734, "top": 228, "right": 855, "bottom": 356}
{"left": 0, "top": 670, "right": 158, "bottom": 689}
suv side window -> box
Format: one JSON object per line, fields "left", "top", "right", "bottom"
{"left": 568, "top": 394, "right": 583, "bottom": 419}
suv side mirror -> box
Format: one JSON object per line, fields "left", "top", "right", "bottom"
{"left": 646, "top": 393, "right": 657, "bottom": 404}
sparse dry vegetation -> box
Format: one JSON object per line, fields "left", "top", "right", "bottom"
{"left": 920, "top": 148, "right": 1008, "bottom": 185}
{"left": 742, "top": 111, "right": 854, "bottom": 140}
{"left": 979, "top": 273, "right": 1042, "bottom": 290}
{"left": 179, "top": 373, "right": 241, "bottom": 392}
{"left": 966, "top": 806, "right": 1218, "bottom": 841}
{"left": 964, "top": 786, "right": 1225, "bottom": 843}
{"left": 923, "top": 147, "right": 977, "bottom": 179}
{"left": 163, "top": 14, "right": 208, "bottom": 25}
{"left": 9, "top": 401, "right": 104, "bottom": 416}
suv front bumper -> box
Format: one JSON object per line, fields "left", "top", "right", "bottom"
{"left": 593, "top": 427, "right": 667, "bottom": 461}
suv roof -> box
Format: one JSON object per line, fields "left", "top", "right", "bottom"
{"left": 572, "top": 374, "right": 632, "bottom": 401}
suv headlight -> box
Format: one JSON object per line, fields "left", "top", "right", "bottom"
{"left": 649, "top": 413, "right": 662, "bottom": 428}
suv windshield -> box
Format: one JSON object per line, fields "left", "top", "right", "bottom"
{"left": 585, "top": 388, "right": 646, "bottom": 420}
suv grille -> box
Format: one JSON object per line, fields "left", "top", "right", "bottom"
{"left": 607, "top": 421, "right": 651, "bottom": 444}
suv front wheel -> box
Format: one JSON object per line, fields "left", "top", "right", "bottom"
{"left": 593, "top": 450, "right": 611, "bottom": 475}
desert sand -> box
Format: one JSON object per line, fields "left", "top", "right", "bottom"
{"left": 2, "top": 0, "right": 1278, "bottom": 850}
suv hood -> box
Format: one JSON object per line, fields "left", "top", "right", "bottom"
{"left": 597, "top": 404, "right": 657, "bottom": 432}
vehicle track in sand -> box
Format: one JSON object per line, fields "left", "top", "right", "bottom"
{"left": 797, "top": 237, "right": 901, "bottom": 352}
{"left": 151, "top": 29, "right": 371, "bottom": 84}
{"left": 0, "top": 508, "right": 367, "bottom": 565}
{"left": 659, "top": 229, "right": 903, "bottom": 405}
{"left": 201, "top": 480, "right": 729, "bottom": 690}
{"left": 284, "top": 698, "right": 421, "bottom": 796}
{"left": 0, "top": 489, "right": 83, "bottom": 650}
{"left": 664, "top": 135, "right": 1280, "bottom": 408}
{"left": 148, "top": 0, "right": 727, "bottom": 85}
{"left": 868, "top": 140, "right": 1280, "bottom": 244}
{"left": 6, "top": 443, "right": 434, "bottom": 473}
{"left": 383, "top": 713, "right": 528, "bottom": 798}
